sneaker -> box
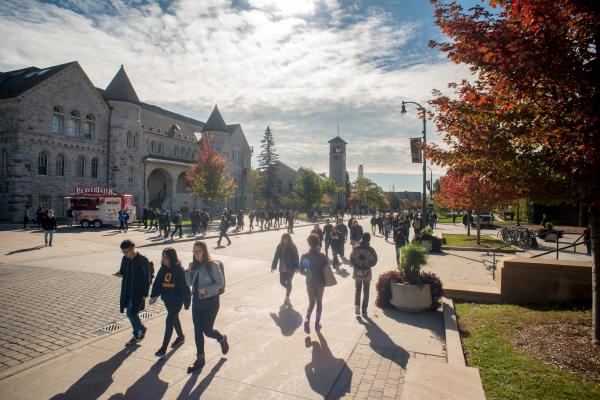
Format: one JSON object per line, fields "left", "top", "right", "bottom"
{"left": 219, "top": 335, "right": 229, "bottom": 355}
{"left": 303, "top": 320, "right": 310, "bottom": 334}
{"left": 355, "top": 306, "right": 360, "bottom": 315}
{"left": 125, "top": 336, "right": 138, "bottom": 346}
{"left": 187, "top": 354, "right": 205, "bottom": 373}
{"left": 171, "top": 336, "right": 185, "bottom": 348}
{"left": 155, "top": 346, "right": 167, "bottom": 358}
{"left": 138, "top": 326, "right": 147, "bottom": 341}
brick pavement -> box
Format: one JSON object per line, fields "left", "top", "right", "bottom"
{"left": 0, "top": 265, "right": 165, "bottom": 371}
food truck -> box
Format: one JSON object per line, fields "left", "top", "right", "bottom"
{"left": 65, "top": 186, "right": 135, "bottom": 228}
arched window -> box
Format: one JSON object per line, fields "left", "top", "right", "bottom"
{"left": 68, "top": 110, "right": 80, "bottom": 137}
{"left": 38, "top": 151, "right": 48, "bottom": 175}
{"left": 126, "top": 131, "right": 132, "bottom": 147}
{"left": 158, "top": 143, "right": 163, "bottom": 154}
{"left": 52, "top": 106, "right": 64, "bottom": 134}
{"left": 128, "top": 167, "right": 135, "bottom": 183}
{"left": 133, "top": 133, "right": 138, "bottom": 148}
{"left": 56, "top": 154, "right": 65, "bottom": 176}
{"left": 76, "top": 155, "right": 85, "bottom": 177}
{"left": 91, "top": 158, "right": 98, "bottom": 178}
{"left": 151, "top": 141, "right": 156, "bottom": 153}
{"left": 84, "top": 114, "right": 95, "bottom": 138}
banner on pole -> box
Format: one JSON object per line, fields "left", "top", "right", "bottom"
{"left": 410, "top": 138, "right": 422, "bottom": 163}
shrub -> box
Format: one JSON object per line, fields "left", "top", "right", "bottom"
{"left": 545, "top": 222, "right": 554, "bottom": 231}
{"left": 375, "top": 270, "right": 404, "bottom": 307}
{"left": 400, "top": 243, "right": 428, "bottom": 283}
{"left": 420, "top": 227, "right": 433, "bottom": 237}
{"left": 419, "top": 272, "right": 444, "bottom": 311}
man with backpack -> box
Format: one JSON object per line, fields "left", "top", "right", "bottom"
{"left": 113, "top": 240, "right": 153, "bottom": 345}
{"left": 350, "top": 233, "right": 378, "bottom": 317}
{"left": 217, "top": 214, "right": 231, "bottom": 247}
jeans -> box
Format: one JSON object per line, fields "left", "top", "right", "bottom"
{"left": 192, "top": 295, "right": 223, "bottom": 355}
{"left": 354, "top": 280, "right": 370, "bottom": 313}
{"left": 44, "top": 230, "right": 54, "bottom": 245}
{"left": 279, "top": 271, "right": 295, "bottom": 298}
{"left": 164, "top": 224, "right": 171, "bottom": 238}
{"left": 217, "top": 231, "right": 231, "bottom": 245}
{"left": 171, "top": 224, "right": 183, "bottom": 238}
{"left": 324, "top": 237, "right": 331, "bottom": 255}
{"left": 306, "top": 285, "right": 324, "bottom": 322}
{"left": 163, "top": 301, "right": 184, "bottom": 347}
{"left": 126, "top": 299, "right": 144, "bottom": 337}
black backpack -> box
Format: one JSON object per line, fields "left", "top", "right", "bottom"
{"left": 207, "top": 260, "right": 226, "bottom": 295}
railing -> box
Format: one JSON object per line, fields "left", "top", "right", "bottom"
{"left": 530, "top": 232, "right": 585, "bottom": 260}
{"left": 484, "top": 243, "right": 513, "bottom": 280}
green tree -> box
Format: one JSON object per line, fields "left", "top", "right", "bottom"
{"left": 250, "top": 168, "right": 265, "bottom": 209}
{"left": 352, "top": 177, "right": 386, "bottom": 210}
{"left": 186, "top": 133, "right": 236, "bottom": 207}
{"left": 294, "top": 168, "right": 323, "bottom": 212}
{"left": 257, "top": 126, "right": 281, "bottom": 208}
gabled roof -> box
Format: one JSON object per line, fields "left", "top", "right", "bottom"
{"left": 329, "top": 136, "right": 347, "bottom": 144}
{"left": 103, "top": 65, "right": 140, "bottom": 104}
{"left": 202, "top": 105, "right": 229, "bottom": 132}
{"left": 0, "top": 61, "right": 76, "bottom": 99}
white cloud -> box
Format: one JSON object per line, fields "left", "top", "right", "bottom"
{"left": 0, "top": 0, "right": 467, "bottom": 183}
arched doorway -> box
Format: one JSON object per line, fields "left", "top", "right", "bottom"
{"left": 147, "top": 168, "right": 173, "bottom": 209}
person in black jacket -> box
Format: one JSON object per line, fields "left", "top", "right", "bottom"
{"left": 150, "top": 247, "right": 191, "bottom": 357}
{"left": 113, "top": 240, "right": 152, "bottom": 346}
{"left": 41, "top": 209, "right": 57, "bottom": 246}
{"left": 271, "top": 233, "right": 300, "bottom": 303}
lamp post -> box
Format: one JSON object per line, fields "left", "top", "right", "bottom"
{"left": 401, "top": 100, "right": 428, "bottom": 231}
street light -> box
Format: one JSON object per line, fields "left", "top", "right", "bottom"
{"left": 428, "top": 166, "right": 433, "bottom": 200}
{"left": 401, "top": 100, "right": 428, "bottom": 231}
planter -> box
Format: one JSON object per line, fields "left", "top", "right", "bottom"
{"left": 421, "top": 240, "right": 433, "bottom": 252}
{"left": 390, "top": 282, "right": 432, "bottom": 312}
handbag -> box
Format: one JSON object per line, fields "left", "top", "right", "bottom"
{"left": 323, "top": 262, "right": 337, "bottom": 287}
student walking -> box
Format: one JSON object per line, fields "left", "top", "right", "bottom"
{"left": 323, "top": 219, "right": 333, "bottom": 257}
{"left": 350, "top": 233, "right": 378, "bottom": 317}
{"left": 217, "top": 215, "right": 232, "bottom": 247}
{"left": 271, "top": 233, "right": 300, "bottom": 303}
{"left": 113, "top": 240, "right": 152, "bottom": 346}
{"left": 171, "top": 210, "right": 183, "bottom": 240}
{"left": 186, "top": 241, "right": 229, "bottom": 372}
{"left": 349, "top": 219, "right": 363, "bottom": 248}
{"left": 311, "top": 224, "right": 324, "bottom": 249}
{"left": 118, "top": 209, "right": 127, "bottom": 233}
{"left": 330, "top": 225, "right": 343, "bottom": 268}
{"left": 300, "top": 234, "right": 330, "bottom": 334}
{"left": 150, "top": 248, "right": 191, "bottom": 357}
{"left": 41, "top": 209, "right": 57, "bottom": 246}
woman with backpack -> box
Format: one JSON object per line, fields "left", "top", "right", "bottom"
{"left": 271, "top": 233, "right": 300, "bottom": 303}
{"left": 150, "top": 248, "right": 191, "bottom": 357}
{"left": 300, "top": 234, "right": 330, "bottom": 334}
{"left": 350, "top": 233, "right": 378, "bottom": 317}
{"left": 186, "top": 240, "right": 229, "bottom": 372}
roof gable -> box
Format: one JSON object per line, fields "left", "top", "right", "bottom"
{"left": 103, "top": 65, "right": 140, "bottom": 104}
{"left": 0, "top": 61, "right": 76, "bottom": 99}
{"left": 202, "top": 105, "right": 228, "bottom": 132}
{"left": 329, "top": 136, "right": 347, "bottom": 144}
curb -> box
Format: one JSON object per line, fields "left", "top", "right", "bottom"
{"left": 442, "top": 297, "right": 466, "bottom": 367}
{"left": 442, "top": 246, "right": 522, "bottom": 253}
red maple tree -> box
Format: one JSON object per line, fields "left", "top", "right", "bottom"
{"left": 428, "top": 0, "right": 600, "bottom": 342}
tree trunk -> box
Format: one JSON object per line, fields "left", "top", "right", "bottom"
{"left": 592, "top": 203, "right": 600, "bottom": 344}
{"left": 467, "top": 211, "right": 471, "bottom": 236}
{"left": 476, "top": 209, "right": 481, "bottom": 246}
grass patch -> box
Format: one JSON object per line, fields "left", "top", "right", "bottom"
{"left": 442, "top": 233, "right": 506, "bottom": 248}
{"left": 437, "top": 217, "right": 455, "bottom": 223}
{"left": 456, "top": 303, "right": 600, "bottom": 400}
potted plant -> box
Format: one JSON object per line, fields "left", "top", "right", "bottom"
{"left": 374, "top": 243, "right": 443, "bottom": 312}
{"left": 420, "top": 227, "right": 434, "bottom": 252}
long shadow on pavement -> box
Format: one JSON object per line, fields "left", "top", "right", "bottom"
{"left": 175, "top": 357, "right": 227, "bottom": 400}
{"left": 305, "top": 331, "right": 352, "bottom": 400}
{"left": 107, "top": 349, "right": 177, "bottom": 400}
{"left": 4, "top": 245, "right": 45, "bottom": 255}
{"left": 49, "top": 347, "right": 138, "bottom": 400}
{"left": 357, "top": 315, "right": 410, "bottom": 369}
{"left": 270, "top": 302, "right": 303, "bottom": 336}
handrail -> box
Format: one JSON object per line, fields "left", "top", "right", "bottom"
{"left": 531, "top": 232, "right": 585, "bottom": 259}
{"left": 486, "top": 243, "right": 513, "bottom": 280}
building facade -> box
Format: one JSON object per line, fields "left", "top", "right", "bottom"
{"left": 0, "top": 61, "right": 252, "bottom": 221}
{"left": 328, "top": 136, "right": 347, "bottom": 209}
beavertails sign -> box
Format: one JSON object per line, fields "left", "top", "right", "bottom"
{"left": 74, "top": 186, "right": 117, "bottom": 196}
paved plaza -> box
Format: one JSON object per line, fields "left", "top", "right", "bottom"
{"left": 0, "top": 219, "right": 469, "bottom": 400}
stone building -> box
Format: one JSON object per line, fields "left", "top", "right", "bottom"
{"left": 274, "top": 160, "right": 300, "bottom": 195}
{"left": 329, "top": 135, "right": 347, "bottom": 209}
{"left": 0, "top": 61, "right": 252, "bottom": 222}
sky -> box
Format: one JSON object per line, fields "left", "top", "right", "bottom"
{"left": 0, "top": 0, "right": 479, "bottom": 191}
